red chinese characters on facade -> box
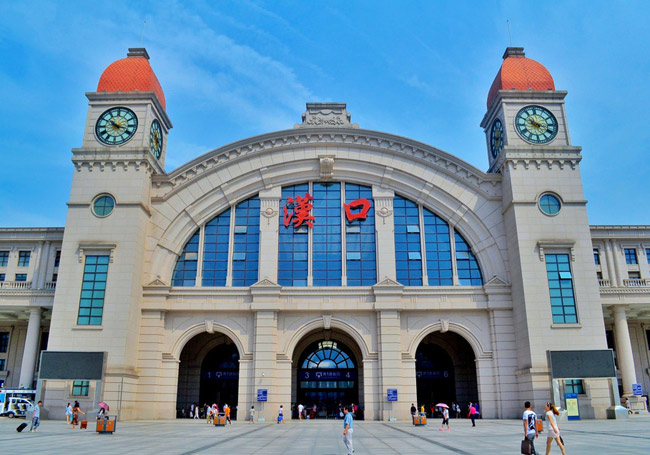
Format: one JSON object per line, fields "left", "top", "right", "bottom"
{"left": 344, "top": 198, "right": 371, "bottom": 222}
{"left": 283, "top": 193, "right": 315, "bottom": 228}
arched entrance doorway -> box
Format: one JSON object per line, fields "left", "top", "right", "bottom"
{"left": 176, "top": 332, "right": 239, "bottom": 419}
{"left": 415, "top": 331, "right": 477, "bottom": 414}
{"left": 292, "top": 330, "right": 363, "bottom": 419}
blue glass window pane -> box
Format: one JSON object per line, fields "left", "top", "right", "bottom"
{"left": 278, "top": 184, "right": 310, "bottom": 286}
{"left": 454, "top": 232, "right": 483, "bottom": 285}
{"left": 231, "top": 197, "right": 260, "bottom": 286}
{"left": 202, "top": 208, "right": 231, "bottom": 286}
{"left": 393, "top": 195, "right": 422, "bottom": 286}
{"left": 539, "top": 194, "right": 561, "bottom": 215}
{"left": 312, "top": 183, "right": 342, "bottom": 286}
{"left": 345, "top": 184, "right": 376, "bottom": 286}
{"left": 172, "top": 231, "right": 200, "bottom": 287}
{"left": 545, "top": 254, "right": 578, "bottom": 324}
{"left": 624, "top": 248, "right": 638, "bottom": 265}
{"left": 77, "top": 255, "right": 109, "bottom": 325}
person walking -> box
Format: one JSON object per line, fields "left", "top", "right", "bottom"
{"left": 298, "top": 403, "right": 304, "bottom": 420}
{"left": 342, "top": 405, "right": 354, "bottom": 455}
{"left": 410, "top": 403, "right": 417, "bottom": 418}
{"left": 65, "top": 402, "right": 72, "bottom": 424}
{"left": 29, "top": 400, "right": 42, "bottom": 432}
{"left": 224, "top": 403, "right": 231, "bottom": 424}
{"left": 249, "top": 405, "right": 255, "bottom": 423}
{"left": 544, "top": 402, "right": 566, "bottom": 455}
{"left": 523, "top": 401, "right": 539, "bottom": 454}
{"left": 71, "top": 401, "right": 86, "bottom": 429}
{"left": 469, "top": 403, "right": 477, "bottom": 427}
{"left": 278, "top": 404, "right": 285, "bottom": 423}
{"left": 439, "top": 405, "right": 450, "bottom": 431}
{"left": 194, "top": 403, "right": 199, "bottom": 419}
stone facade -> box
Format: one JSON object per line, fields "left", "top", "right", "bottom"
{"left": 1, "top": 48, "right": 648, "bottom": 420}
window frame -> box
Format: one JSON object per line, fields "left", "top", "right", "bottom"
{"left": 71, "top": 380, "right": 90, "bottom": 396}
{"left": 545, "top": 252, "right": 579, "bottom": 324}
{"left": 17, "top": 251, "right": 31, "bottom": 267}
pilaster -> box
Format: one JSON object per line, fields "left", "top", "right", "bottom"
{"left": 258, "top": 187, "right": 281, "bottom": 283}
{"left": 372, "top": 186, "right": 396, "bottom": 282}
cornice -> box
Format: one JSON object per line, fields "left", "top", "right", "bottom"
{"left": 152, "top": 128, "right": 501, "bottom": 199}
{"left": 86, "top": 91, "right": 172, "bottom": 129}
{"left": 491, "top": 147, "right": 582, "bottom": 172}
{"left": 71, "top": 147, "right": 164, "bottom": 175}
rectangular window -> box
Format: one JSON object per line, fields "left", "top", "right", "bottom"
{"left": 18, "top": 251, "right": 31, "bottom": 267}
{"left": 545, "top": 253, "right": 578, "bottom": 324}
{"left": 394, "top": 196, "right": 423, "bottom": 286}
{"left": 646, "top": 330, "right": 650, "bottom": 350}
{"left": 71, "top": 380, "right": 89, "bottom": 396}
{"left": 0, "top": 359, "right": 5, "bottom": 371}
{"left": 565, "top": 379, "right": 584, "bottom": 394}
{"left": 15, "top": 274, "right": 27, "bottom": 282}
{"left": 278, "top": 184, "right": 309, "bottom": 286}
{"left": 0, "top": 273, "right": 4, "bottom": 282}
{"left": 423, "top": 209, "right": 452, "bottom": 286}
{"left": 312, "top": 182, "right": 342, "bottom": 286}
{"left": 54, "top": 250, "right": 61, "bottom": 267}
{"left": 0, "top": 251, "right": 8, "bottom": 267}
{"left": 0, "top": 332, "right": 9, "bottom": 352}
{"left": 646, "top": 248, "right": 650, "bottom": 264}
{"left": 624, "top": 248, "right": 638, "bottom": 264}
{"left": 593, "top": 249, "right": 600, "bottom": 265}
{"left": 231, "top": 197, "right": 260, "bottom": 286}
{"left": 77, "top": 255, "right": 109, "bottom": 326}
{"left": 628, "top": 271, "right": 641, "bottom": 279}
{"left": 345, "top": 184, "right": 376, "bottom": 286}
{"left": 52, "top": 273, "right": 58, "bottom": 282}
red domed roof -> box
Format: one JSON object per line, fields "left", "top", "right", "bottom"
{"left": 486, "top": 47, "right": 554, "bottom": 109}
{"left": 97, "top": 48, "right": 166, "bottom": 110}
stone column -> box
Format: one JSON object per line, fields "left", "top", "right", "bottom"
{"left": 377, "top": 310, "right": 402, "bottom": 421}
{"left": 252, "top": 310, "right": 278, "bottom": 422}
{"left": 604, "top": 240, "right": 618, "bottom": 287}
{"left": 19, "top": 307, "right": 42, "bottom": 388}
{"left": 612, "top": 306, "right": 637, "bottom": 396}
{"left": 258, "top": 187, "right": 282, "bottom": 283}
{"left": 372, "top": 186, "right": 396, "bottom": 281}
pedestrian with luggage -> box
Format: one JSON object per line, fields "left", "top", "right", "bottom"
{"left": 249, "top": 405, "right": 255, "bottom": 423}
{"left": 544, "top": 402, "right": 566, "bottom": 455}
{"left": 522, "top": 401, "right": 539, "bottom": 454}
{"left": 278, "top": 404, "right": 285, "bottom": 423}
{"left": 71, "top": 401, "right": 86, "bottom": 429}
{"left": 29, "top": 400, "right": 42, "bottom": 432}
{"left": 342, "top": 406, "right": 354, "bottom": 455}
{"left": 224, "top": 404, "right": 231, "bottom": 424}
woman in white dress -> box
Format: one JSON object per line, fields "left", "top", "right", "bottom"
{"left": 544, "top": 402, "right": 566, "bottom": 455}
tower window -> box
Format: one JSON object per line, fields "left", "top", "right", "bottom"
{"left": 545, "top": 253, "right": 578, "bottom": 324}
{"left": 593, "top": 249, "right": 600, "bottom": 265}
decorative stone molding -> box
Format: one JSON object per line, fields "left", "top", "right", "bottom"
{"left": 374, "top": 197, "right": 393, "bottom": 224}
{"left": 484, "top": 275, "right": 508, "bottom": 286}
{"left": 440, "top": 319, "right": 450, "bottom": 333}
{"left": 156, "top": 129, "right": 501, "bottom": 198}
{"left": 537, "top": 241, "right": 576, "bottom": 262}
{"left": 147, "top": 278, "right": 168, "bottom": 286}
{"left": 205, "top": 320, "right": 214, "bottom": 334}
{"left": 72, "top": 148, "right": 162, "bottom": 175}
{"left": 295, "top": 103, "right": 358, "bottom": 129}
{"left": 77, "top": 243, "right": 116, "bottom": 263}
{"left": 319, "top": 155, "right": 335, "bottom": 180}
{"left": 323, "top": 314, "right": 332, "bottom": 330}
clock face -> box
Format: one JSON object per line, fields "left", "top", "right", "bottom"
{"left": 490, "top": 118, "right": 504, "bottom": 158}
{"left": 514, "top": 105, "right": 558, "bottom": 144}
{"left": 150, "top": 119, "right": 163, "bottom": 159}
{"left": 95, "top": 107, "right": 138, "bottom": 145}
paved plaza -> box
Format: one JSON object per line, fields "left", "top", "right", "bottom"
{"left": 1, "top": 416, "right": 649, "bottom": 454}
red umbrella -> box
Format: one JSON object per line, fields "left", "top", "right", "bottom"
{"left": 435, "top": 403, "right": 449, "bottom": 408}
{"left": 98, "top": 401, "right": 110, "bottom": 411}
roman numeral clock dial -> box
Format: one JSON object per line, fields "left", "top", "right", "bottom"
{"left": 514, "top": 105, "right": 557, "bottom": 144}
{"left": 95, "top": 107, "right": 138, "bottom": 145}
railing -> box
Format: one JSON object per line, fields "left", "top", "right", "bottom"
{"left": 622, "top": 278, "right": 650, "bottom": 287}
{"left": 44, "top": 281, "right": 57, "bottom": 290}
{"left": 0, "top": 281, "right": 33, "bottom": 289}
{"left": 598, "top": 279, "right": 611, "bottom": 287}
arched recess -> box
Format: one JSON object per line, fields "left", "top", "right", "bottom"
{"left": 169, "top": 322, "right": 250, "bottom": 362}
{"left": 149, "top": 131, "right": 507, "bottom": 285}
{"left": 406, "top": 321, "right": 492, "bottom": 361}
{"left": 290, "top": 326, "right": 366, "bottom": 419}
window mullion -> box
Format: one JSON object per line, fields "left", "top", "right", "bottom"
{"left": 226, "top": 204, "right": 236, "bottom": 286}
{"left": 196, "top": 226, "right": 205, "bottom": 287}
{"left": 450, "top": 226, "right": 459, "bottom": 286}
{"left": 307, "top": 182, "right": 313, "bottom": 286}
{"left": 341, "top": 183, "right": 347, "bottom": 286}
{"left": 418, "top": 204, "right": 428, "bottom": 286}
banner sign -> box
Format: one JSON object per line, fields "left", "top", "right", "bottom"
{"left": 203, "top": 370, "right": 239, "bottom": 380}
{"left": 632, "top": 384, "right": 643, "bottom": 396}
{"left": 387, "top": 389, "right": 398, "bottom": 402}
{"left": 565, "top": 392, "right": 580, "bottom": 420}
{"left": 416, "top": 370, "right": 450, "bottom": 379}
{"left": 298, "top": 369, "right": 357, "bottom": 380}
{"left": 257, "top": 389, "right": 267, "bottom": 402}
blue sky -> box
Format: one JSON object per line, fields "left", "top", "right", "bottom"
{"left": 0, "top": 1, "right": 648, "bottom": 227}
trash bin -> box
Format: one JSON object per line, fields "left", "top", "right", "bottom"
{"left": 413, "top": 413, "right": 427, "bottom": 426}
{"left": 96, "top": 415, "right": 117, "bottom": 434}
{"left": 215, "top": 412, "right": 226, "bottom": 427}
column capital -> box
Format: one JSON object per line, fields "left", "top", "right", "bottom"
{"left": 609, "top": 304, "right": 630, "bottom": 314}
{"left": 27, "top": 307, "right": 43, "bottom": 315}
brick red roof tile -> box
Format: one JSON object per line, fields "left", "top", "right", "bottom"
{"left": 97, "top": 55, "right": 166, "bottom": 110}
{"left": 487, "top": 55, "right": 554, "bottom": 109}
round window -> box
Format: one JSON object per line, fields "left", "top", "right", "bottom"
{"left": 539, "top": 194, "right": 561, "bottom": 216}
{"left": 92, "top": 195, "right": 115, "bottom": 217}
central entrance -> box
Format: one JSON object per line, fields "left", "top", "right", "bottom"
{"left": 292, "top": 330, "right": 363, "bottom": 419}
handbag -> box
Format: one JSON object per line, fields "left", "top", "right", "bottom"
{"left": 521, "top": 438, "right": 532, "bottom": 455}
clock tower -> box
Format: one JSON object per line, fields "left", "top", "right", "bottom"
{"left": 46, "top": 48, "right": 172, "bottom": 419}
{"left": 481, "top": 48, "right": 611, "bottom": 416}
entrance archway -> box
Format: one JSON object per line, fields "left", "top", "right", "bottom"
{"left": 176, "top": 332, "right": 239, "bottom": 419}
{"left": 415, "top": 331, "right": 477, "bottom": 414}
{"left": 292, "top": 330, "right": 363, "bottom": 419}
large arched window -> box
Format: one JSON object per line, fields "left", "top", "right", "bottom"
{"left": 301, "top": 341, "right": 355, "bottom": 369}
{"left": 393, "top": 194, "right": 483, "bottom": 287}
{"left": 172, "top": 196, "right": 260, "bottom": 287}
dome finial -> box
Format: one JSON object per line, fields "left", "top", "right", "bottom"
{"left": 127, "top": 48, "right": 150, "bottom": 60}
{"left": 502, "top": 47, "right": 525, "bottom": 59}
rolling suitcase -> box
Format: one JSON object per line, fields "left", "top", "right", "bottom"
{"left": 80, "top": 420, "right": 88, "bottom": 429}
{"left": 16, "top": 422, "right": 28, "bottom": 432}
